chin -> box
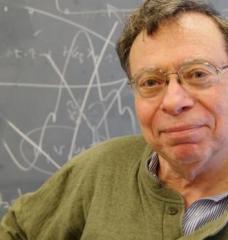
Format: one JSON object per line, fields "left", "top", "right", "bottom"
{"left": 164, "top": 146, "right": 211, "bottom": 178}
{"left": 172, "top": 144, "right": 201, "bottom": 160}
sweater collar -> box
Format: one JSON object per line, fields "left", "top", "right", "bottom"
{"left": 147, "top": 151, "right": 228, "bottom": 202}
{"left": 139, "top": 143, "right": 184, "bottom": 203}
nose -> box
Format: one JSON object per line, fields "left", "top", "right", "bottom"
{"left": 160, "top": 76, "right": 194, "bottom": 116}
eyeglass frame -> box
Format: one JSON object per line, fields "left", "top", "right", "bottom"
{"left": 128, "top": 59, "right": 228, "bottom": 98}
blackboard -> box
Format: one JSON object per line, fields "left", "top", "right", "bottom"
{"left": 0, "top": 0, "right": 227, "bottom": 217}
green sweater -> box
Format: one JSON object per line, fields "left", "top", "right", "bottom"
{"left": 0, "top": 136, "right": 227, "bottom": 240}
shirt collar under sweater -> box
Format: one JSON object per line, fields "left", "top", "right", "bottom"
{"left": 147, "top": 152, "right": 228, "bottom": 235}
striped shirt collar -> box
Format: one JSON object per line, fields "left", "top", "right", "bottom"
{"left": 147, "top": 152, "right": 228, "bottom": 202}
{"left": 147, "top": 152, "right": 228, "bottom": 235}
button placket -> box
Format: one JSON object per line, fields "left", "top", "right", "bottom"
{"left": 163, "top": 204, "right": 183, "bottom": 239}
{"left": 167, "top": 206, "right": 179, "bottom": 215}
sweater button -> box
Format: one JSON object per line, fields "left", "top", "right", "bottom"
{"left": 167, "top": 207, "right": 178, "bottom": 215}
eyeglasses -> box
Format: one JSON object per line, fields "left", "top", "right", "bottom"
{"left": 129, "top": 60, "right": 228, "bottom": 98}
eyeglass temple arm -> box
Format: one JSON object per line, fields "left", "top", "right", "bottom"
{"left": 220, "top": 64, "right": 228, "bottom": 72}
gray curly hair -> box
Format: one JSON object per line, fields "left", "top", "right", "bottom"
{"left": 116, "top": 0, "right": 228, "bottom": 78}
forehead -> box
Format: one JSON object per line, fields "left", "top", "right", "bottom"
{"left": 129, "top": 12, "right": 228, "bottom": 74}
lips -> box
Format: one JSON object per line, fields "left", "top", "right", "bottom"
{"left": 161, "top": 125, "right": 204, "bottom": 134}
{"left": 159, "top": 124, "right": 207, "bottom": 145}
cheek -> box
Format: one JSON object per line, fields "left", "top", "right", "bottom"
{"left": 135, "top": 97, "right": 163, "bottom": 148}
{"left": 202, "top": 88, "right": 228, "bottom": 130}
{"left": 213, "top": 98, "right": 228, "bottom": 136}
{"left": 135, "top": 97, "right": 159, "bottom": 133}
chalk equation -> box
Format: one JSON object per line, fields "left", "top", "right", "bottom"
{"left": 0, "top": 189, "right": 22, "bottom": 209}
{"left": 0, "top": 0, "right": 140, "bottom": 216}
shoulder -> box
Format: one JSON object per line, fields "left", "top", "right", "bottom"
{"left": 11, "top": 135, "right": 150, "bottom": 211}
{"left": 2, "top": 135, "right": 150, "bottom": 237}
{"left": 12, "top": 135, "right": 150, "bottom": 206}
{"left": 51, "top": 134, "right": 151, "bottom": 189}
{"left": 16, "top": 135, "right": 149, "bottom": 196}
{"left": 68, "top": 135, "right": 149, "bottom": 170}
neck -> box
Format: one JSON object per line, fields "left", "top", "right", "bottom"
{"left": 158, "top": 156, "right": 228, "bottom": 208}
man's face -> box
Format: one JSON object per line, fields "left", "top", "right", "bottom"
{"left": 129, "top": 12, "right": 228, "bottom": 176}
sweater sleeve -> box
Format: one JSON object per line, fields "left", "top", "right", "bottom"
{"left": 0, "top": 154, "right": 92, "bottom": 240}
{"left": 0, "top": 136, "right": 146, "bottom": 240}
{"left": 0, "top": 209, "right": 27, "bottom": 240}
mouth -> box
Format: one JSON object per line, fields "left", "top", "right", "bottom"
{"left": 161, "top": 125, "right": 204, "bottom": 134}
{"left": 159, "top": 124, "right": 207, "bottom": 144}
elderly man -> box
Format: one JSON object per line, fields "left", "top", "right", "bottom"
{"left": 0, "top": 0, "right": 227, "bottom": 239}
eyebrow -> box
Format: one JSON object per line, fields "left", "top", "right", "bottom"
{"left": 131, "top": 67, "right": 159, "bottom": 81}
{"left": 131, "top": 58, "right": 217, "bottom": 80}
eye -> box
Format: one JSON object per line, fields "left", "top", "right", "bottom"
{"left": 183, "top": 67, "right": 212, "bottom": 83}
{"left": 140, "top": 78, "right": 158, "bottom": 87}
{"left": 138, "top": 76, "right": 163, "bottom": 88}
{"left": 190, "top": 69, "right": 209, "bottom": 79}
{"left": 181, "top": 64, "right": 217, "bottom": 88}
